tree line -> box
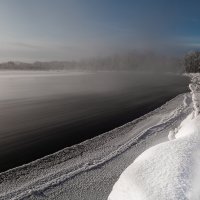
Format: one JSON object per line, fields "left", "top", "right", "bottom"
{"left": 0, "top": 52, "right": 183, "bottom": 72}
{"left": 184, "top": 51, "right": 200, "bottom": 73}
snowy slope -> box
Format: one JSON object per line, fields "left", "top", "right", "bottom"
{"left": 108, "top": 74, "right": 200, "bottom": 200}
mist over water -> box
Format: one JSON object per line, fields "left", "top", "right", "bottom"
{"left": 0, "top": 71, "right": 189, "bottom": 172}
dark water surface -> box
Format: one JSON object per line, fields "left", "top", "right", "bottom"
{"left": 0, "top": 71, "right": 189, "bottom": 172}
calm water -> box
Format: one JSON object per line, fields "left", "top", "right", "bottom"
{"left": 0, "top": 71, "right": 189, "bottom": 172}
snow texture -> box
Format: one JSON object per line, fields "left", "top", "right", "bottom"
{"left": 108, "top": 74, "right": 200, "bottom": 200}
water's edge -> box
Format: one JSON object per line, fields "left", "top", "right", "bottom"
{"left": 0, "top": 92, "right": 192, "bottom": 200}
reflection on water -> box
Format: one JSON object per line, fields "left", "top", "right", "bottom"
{"left": 0, "top": 71, "right": 189, "bottom": 172}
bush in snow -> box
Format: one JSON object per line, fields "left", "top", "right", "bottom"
{"left": 189, "top": 75, "right": 200, "bottom": 117}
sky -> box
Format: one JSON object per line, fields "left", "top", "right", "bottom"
{"left": 0, "top": 0, "right": 200, "bottom": 62}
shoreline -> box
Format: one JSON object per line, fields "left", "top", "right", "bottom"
{"left": 0, "top": 91, "right": 188, "bottom": 174}
{"left": 0, "top": 71, "right": 189, "bottom": 172}
{"left": 0, "top": 91, "right": 192, "bottom": 199}
{"left": 108, "top": 75, "right": 200, "bottom": 200}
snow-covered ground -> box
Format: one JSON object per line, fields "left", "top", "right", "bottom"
{"left": 0, "top": 76, "right": 193, "bottom": 200}
{"left": 108, "top": 74, "right": 200, "bottom": 200}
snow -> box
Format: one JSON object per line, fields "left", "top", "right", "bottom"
{"left": 108, "top": 74, "right": 200, "bottom": 200}
{"left": 0, "top": 76, "right": 192, "bottom": 200}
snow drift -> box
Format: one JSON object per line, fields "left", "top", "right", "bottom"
{"left": 108, "top": 74, "right": 200, "bottom": 200}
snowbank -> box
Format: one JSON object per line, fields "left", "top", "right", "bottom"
{"left": 108, "top": 74, "right": 200, "bottom": 200}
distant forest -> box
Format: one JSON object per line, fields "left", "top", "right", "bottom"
{"left": 0, "top": 52, "right": 185, "bottom": 72}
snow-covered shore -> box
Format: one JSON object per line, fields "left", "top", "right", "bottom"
{"left": 0, "top": 91, "right": 192, "bottom": 199}
{"left": 0, "top": 72, "right": 190, "bottom": 200}
{"left": 108, "top": 74, "right": 200, "bottom": 200}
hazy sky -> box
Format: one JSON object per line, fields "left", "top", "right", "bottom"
{"left": 0, "top": 0, "right": 200, "bottom": 62}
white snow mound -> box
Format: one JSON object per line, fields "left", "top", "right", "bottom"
{"left": 108, "top": 74, "right": 200, "bottom": 200}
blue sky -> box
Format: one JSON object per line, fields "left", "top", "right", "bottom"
{"left": 0, "top": 0, "right": 200, "bottom": 62}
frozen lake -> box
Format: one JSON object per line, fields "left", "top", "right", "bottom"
{"left": 0, "top": 71, "right": 189, "bottom": 172}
